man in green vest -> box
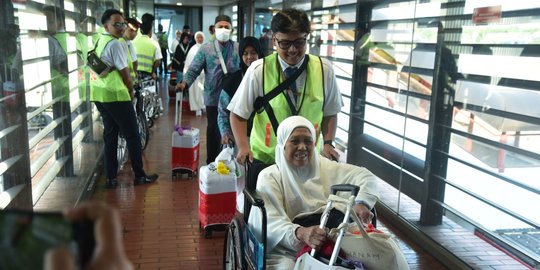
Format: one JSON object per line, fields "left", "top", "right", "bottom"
{"left": 43, "top": 5, "right": 74, "bottom": 176}
{"left": 120, "top": 17, "right": 141, "bottom": 84}
{"left": 156, "top": 24, "right": 168, "bottom": 74}
{"left": 133, "top": 15, "right": 161, "bottom": 81}
{"left": 90, "top": 9, "right": 158, "bottom": 188}
{"left": 228, "top": 9, "right": 343, "bottom": 170}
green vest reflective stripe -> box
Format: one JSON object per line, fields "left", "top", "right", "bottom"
{"left": 90, "top": 34, "right": 130, "bottom": 102}
{"left": 119, "top": 38, "right": 136, "bottom": 82}
{"left": 132, "top": 34, "right": 155, "bottom": 73}
{"left": 51, "top": 32, "right": 70, "bottom": 102}
{"left": 251, "top": 54, "right": 325, "bottom": 164}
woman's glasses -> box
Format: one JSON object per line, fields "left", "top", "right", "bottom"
{"left": 112, "top": 22, "right": 128, "bottom": 29}
{"left": 275, "top": 37, "right": 307, "bottom": 50}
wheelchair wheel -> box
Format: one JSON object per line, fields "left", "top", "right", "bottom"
{"left": 223, "top": 218, "right": 244, "bottom": 270}
{"left": 117, "top": 135, "right": 128, "bottom": 171}
{"left": 137, "top": 111, "right": 149, "bottom": 151}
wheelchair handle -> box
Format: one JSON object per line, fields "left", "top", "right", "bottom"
{"left": 331, "top": 184, "right": 359, "bottom": 196}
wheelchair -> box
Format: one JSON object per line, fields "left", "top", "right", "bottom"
{"left": 222, "top": 162, "right": 377, "bottom": 270}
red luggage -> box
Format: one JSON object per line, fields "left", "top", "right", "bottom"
{"left": 171, "top": 91, "right": 199, "bottom": 179}
{"left": 198, "top": 146, "right": 237, "bottom": 237}
{"left": 198, "top": 157, "right": 237, "bottom": 238}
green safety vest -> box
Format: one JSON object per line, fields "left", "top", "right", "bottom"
{"left": 119, "top": 38, "right": 136, "bottom": 82}
{"left": 51, "top": 32, "right": 70, "bottom": 102}
{"left": 251, "top": 54, "right": 325, "bottom": 164}
{"left": 90, "top": 34, "right": 130, "bottom": 102}
{"left": 132, "top": 34, "right": 155, "bottom": 73}
{"left": 157, "top": 32, "right": 168, "bottom": 49}
{"left": 76, "top": 33, "right": 89, "bottom": 99}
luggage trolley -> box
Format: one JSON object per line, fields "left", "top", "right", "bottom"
{"left": 294, "top": 184, "right": 367, "bottom": 270}
{"left": 171, "top": 90, "right": 200, "bottom": 179}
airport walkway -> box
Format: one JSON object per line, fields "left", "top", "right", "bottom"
{"left": 84, "top": 76, "right": 448, "bottom": 270}
{"left": 30, "top": 75, "right": 532, "bottom": 269}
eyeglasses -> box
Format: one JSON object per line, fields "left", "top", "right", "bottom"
{"left": 275, "top": 37, "right": 307, "bottom": 50}
{"left": 112, "top": 22, "right": 128, "bottom": 29}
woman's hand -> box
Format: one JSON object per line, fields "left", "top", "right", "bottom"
{"left": 295, "top": 226, "right": 328, "bottom": 250}
{"left": 44, "top": 201, "right": 134, "bottom": 270}
{"left": 354, "top": 203, "right": 374, "bottom": 225}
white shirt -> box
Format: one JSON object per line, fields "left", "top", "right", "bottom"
{"left": 100, "top": 34, "right": 128, "bottom": 70}
{"left": 121, "top": 39, "right": 138, "bottom": 62}
{"left": 227, "top": 54, "right": 343, "bottom": 119}
{"left": 170, "top": 39, "right": 179, "bottom": 55}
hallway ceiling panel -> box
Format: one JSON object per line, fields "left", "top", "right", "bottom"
{"left": 152, "top": 0, "right": 237, "bottom": 6}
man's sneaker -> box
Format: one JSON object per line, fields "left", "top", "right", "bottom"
{"left": 134, "top": 173, "right": 159, "bottom": 185}
{"left": 105, "top": 179, "right": 118, "bottom": 189}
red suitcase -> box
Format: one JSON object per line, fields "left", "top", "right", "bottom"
{"left": 171, "top": 91, "right": 199, "bottom": 179}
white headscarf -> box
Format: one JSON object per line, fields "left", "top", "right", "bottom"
{"left": 194, "top": 31, "right": 205, "bottom": 44}
{"left": 183, "top": 31, "right": 206, "bottom": 74}
{"left": 275, "top": 116, "right": 320, "bottom": 185}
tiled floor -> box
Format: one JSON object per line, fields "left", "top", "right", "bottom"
{"left": 34, "top": 76, "right": 533, "bottom": 269}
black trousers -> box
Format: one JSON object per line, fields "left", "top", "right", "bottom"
{"left": 205, "top": 106, "right": 221, "bottom": 165}
{"left": 95, "top": 101, "right": 145, "bottom": 180}
{"left": 160, "top": 48, "right": 168, "bottom": 73}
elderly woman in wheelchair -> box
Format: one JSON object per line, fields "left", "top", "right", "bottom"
{"left": 233, "top": 116, "right": 379, "bottom": 270}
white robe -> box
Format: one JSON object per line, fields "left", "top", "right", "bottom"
{"left": 247, "top": 116, "right": 379, "bottom": 269}
{"left": 184, "top": 31, "right": 205, "bottom": 111}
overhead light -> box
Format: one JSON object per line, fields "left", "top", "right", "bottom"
{"left": 258, "top": 15, "right": 264, "bottom": 18}
{"left": 176, "top": 2, "right": 182, "bottom": 5}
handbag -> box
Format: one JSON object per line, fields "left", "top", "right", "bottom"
{"left": 87, "top": 38, "right": 115, "bottom": 77}
{"left": 330, "top": 222, "right": 409, "bottom": 270}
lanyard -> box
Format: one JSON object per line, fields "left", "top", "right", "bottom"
{"left": 214, "top": 40, "right": 228, "bottom": 74}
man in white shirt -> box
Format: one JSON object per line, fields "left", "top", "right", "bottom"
{"left": 228, "top": 8, "right": 343, "bottom": 169}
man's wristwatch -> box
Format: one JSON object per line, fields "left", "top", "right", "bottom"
{"left": 324, "top": 140, "right": 335, "bottom": 148}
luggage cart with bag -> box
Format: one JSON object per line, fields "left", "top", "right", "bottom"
{"left": 171, "top": 90, "right": 199, "bottom": 179}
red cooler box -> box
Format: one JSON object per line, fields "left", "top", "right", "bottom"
{"left": 171, "top": 128, "right": 199, "bottom": 178}
{"left": 198, "top": 164, "right": 236, "bottom": 237}
{"left": 171, "top": 91, "right": 199, "bottom": 179}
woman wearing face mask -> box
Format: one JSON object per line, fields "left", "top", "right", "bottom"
{"left": 218, "top": 36, "right": 264, "bottom": 144}
{"left": 183, "top": 31, "right": 206, "bottom": 116}
{"left": 248, "top": 116, "right": 379, "bottom": 269}
{"left": 171, "top": 32, "right": 193, "bottom": 82}
{"left": 176, "top": 15, "right": 240, "bottom": 165}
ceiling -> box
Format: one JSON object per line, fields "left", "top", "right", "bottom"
{"left": 153, "top": 0, "right": 240, "bottom": 7}
{"left": 152, "top": 0, "right": 306, "bottom": 8}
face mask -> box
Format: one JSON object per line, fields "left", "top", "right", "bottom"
{"left": 215, "top": 28, "right": 231, "bottom": 42}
